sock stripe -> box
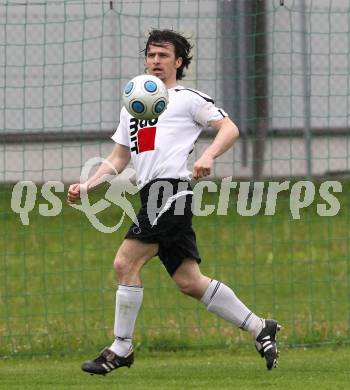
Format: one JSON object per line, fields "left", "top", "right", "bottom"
{"left": 209, "top": 281, "right": 221, "bottom": 301}
{"left": 116, "top": 336, "right": 132, "bottom": 341}
{"left": 239, "top": 311, "right": 252, "bottom": 330}
{"left": 119, "top": 284, "right": 143, "bottom": 288}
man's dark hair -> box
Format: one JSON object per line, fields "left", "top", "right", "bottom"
{"left": 144, "top": 29, "right": 193, "bottom": 80}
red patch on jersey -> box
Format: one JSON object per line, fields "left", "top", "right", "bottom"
{"left": 137, "top": 126, "right": 157, "bottom": 153}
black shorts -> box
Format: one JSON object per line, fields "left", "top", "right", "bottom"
{"left": 125, "top": 178, "right": 201, "bottom": 276}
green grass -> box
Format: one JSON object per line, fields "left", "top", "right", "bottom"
{"left": 0, "top": 346, "right": 349, "bottom": 389}
{"left": 0, "top": 180, "right": 350, "bottom": 356}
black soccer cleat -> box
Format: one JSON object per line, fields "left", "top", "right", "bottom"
{"left": 81, "top": 347, "right": 134, "bottom": 375}
{"left": 255, "top": 319, "right": 281, "bottom": 370}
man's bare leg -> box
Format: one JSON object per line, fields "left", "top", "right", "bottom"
{"left": 81, "top": 239, "right": 158, "bottom": 375}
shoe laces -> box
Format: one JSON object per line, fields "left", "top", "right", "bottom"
{"left": 93, "top": 354, "right": 107, "bottom": 364}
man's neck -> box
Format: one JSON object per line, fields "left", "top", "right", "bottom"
{"left": 164, "top": 78, "right": 178, "bottom": 89}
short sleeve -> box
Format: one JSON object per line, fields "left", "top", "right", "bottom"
{"left": 194, "top": 101, "right": 228, "bottom": 127}
{"left": 186, "top": 89, "right": 227, "bottom": 127}
{"left": 111, "top": 107, "right": 130, "bottom": 146}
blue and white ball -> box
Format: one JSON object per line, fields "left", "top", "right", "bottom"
{"left": 122, "top": 75, "right": 169, "bottom": 120}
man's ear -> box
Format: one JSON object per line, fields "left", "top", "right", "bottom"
{"left": 176, "top": 57, "right": 183, "bottom": 69}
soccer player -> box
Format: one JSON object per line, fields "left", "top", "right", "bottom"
{"left": 68, "top": 29, "right": 280, "bottom": 374}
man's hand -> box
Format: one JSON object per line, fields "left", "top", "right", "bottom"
{"left": 192, "top": 154, "right": 214, "bottom": 180}
{"left": 67, "top": 183, "right": 88, "bottom": 204}
{"left": 192, "top": 117, "right": 239, "bottom": 180}
{"left": 67, "top": 144, "right": 131, "bottom": 204}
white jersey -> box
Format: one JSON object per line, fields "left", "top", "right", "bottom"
{"left": 111, "top": 85, "right": 227, "bottom": 188}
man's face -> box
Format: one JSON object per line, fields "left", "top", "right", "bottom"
{"left": 145, "top": 43, "right": 182, "bottom": 83}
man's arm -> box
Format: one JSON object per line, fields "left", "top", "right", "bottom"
{"left": 192, "top": 117, "right": 239, "bottom": 179}
{"left": 67, "top": 143, "right": 131, "bottom": 203}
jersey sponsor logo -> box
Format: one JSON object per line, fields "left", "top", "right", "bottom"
{"left": 129, "top": 118, "right": 158, "bottom": 154}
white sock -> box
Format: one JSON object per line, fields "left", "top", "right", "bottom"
{"left": 109, "top": 284, "right": 143, "bottom": 356}
{"left": 201, "top": 280, "right": 264, "bottom": 338}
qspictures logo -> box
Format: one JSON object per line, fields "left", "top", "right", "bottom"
{"left": 10, "top": 157, "right": 343, "bottom": 233}
{"left": 11, "top": 157, "right": 139, "bottom": 234}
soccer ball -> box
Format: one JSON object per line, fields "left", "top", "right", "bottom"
{"left": 122, "top": 74, "right": 169, "bottom": 120}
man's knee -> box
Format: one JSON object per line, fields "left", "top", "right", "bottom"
{"left": 114, "top": 255, "right": 131, "bottom": 278}
{"left": 175, "top": 277, "right": 208, "bottom": 299}
{"left": 172, "top": 260, "right": 211, "bottom": 299}
{"left": 176, "top": 279, "right": 195, "bottom": 296}
{"left": 113, "top": 240, "right": 157, "bottom": 279}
